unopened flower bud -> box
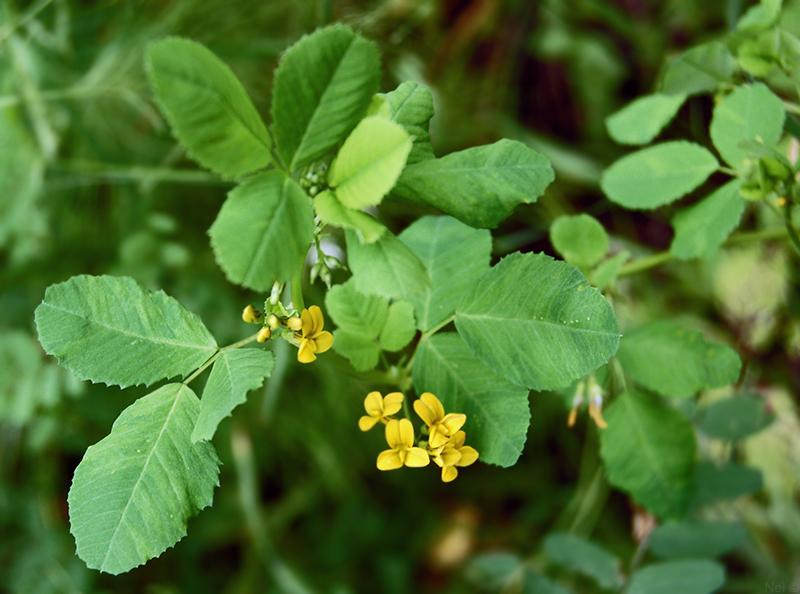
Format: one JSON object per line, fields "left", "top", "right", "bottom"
{"left": 242, "top": 305, "right": 262, "bottom": 324}
{"left": 256, "top": 327, "right": 271, "bottom": 342}
{"left": 266, "top": 314, "right": 280, "bottom": 329}
{"left": 286, "top": 316, "right": 303, "bottom": 331}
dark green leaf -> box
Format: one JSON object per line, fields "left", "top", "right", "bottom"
{"left": 650, "top": 521, "right": 747, "bottom": 559}
{"left": 35, "top": 275, "right": 218, "bottom": 389}
{"left": 392, "top": 139, "right": 554, "bottom": 228}
{"left": 456, "top": 252, "right": 620, "bottom": 391}
{"left": 209, "top": 171, "right": 315, "bottom": 291}
{"left": 693, "top": 461, "right": 763, "bottom": 507}
{"left": 543, "top": 532, "right": 620, "bottom": 589}
{"left": 698, "top": 395, "right": 774, "bottom": 441}
{"left": 332, "top": 330, "right": 380, "bottom": 372}
{"left": 660, "top": 42, "right": 736, "bottom": 96}
{"left": 346, "top": 230, "right": 430, "bottom": 300}
{"left": 381, "top": 81, "right": 436, "bottom": 164}
{"left": 600, "top": 390, "right": 696, "bottom": 519}
{"left": 626, "top": 560, "right": 725, "bottom": 594}
{"left": 413, "top": 333, "right": 530, "bottom": 467}
{"left": 146, "top": 38, "right": 272, "bottom": 179}
{"left": 271, "top": 25, "right": 381, "bottom": 171}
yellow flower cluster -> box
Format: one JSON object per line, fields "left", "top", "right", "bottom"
{"left": 242, "top": 304, "right": 333, "bottom": 364}
{"left": 359, "top": 391, "right": 479, "bottom": 482}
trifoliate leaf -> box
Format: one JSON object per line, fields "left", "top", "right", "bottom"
{"left": 380, "top": 81, "right": 436, "bottom": 164}
{"left": 325, "top": 278, "right": 389, "bottom": 340}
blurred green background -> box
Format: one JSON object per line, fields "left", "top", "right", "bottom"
{"left": 2, "top": 0, "right": 799, "bottom": 592}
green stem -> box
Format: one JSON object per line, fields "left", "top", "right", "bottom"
{"left": 0, "top": 0, "right": 53, "bottom": 44}
{"left": 420, "top": 314, "right": 456, "bottom": 342}
{"left": 183, "top": 333, "right": 260, "bottom": 385}
{"left": 291, "top": 272, "right": 305, "bottom": 312}
{"left": 719, "top": 166, "right": 740, "bottom": 177}
{"left": 50, "top": 162, "right": 229, "bottom": 185}
{"left": 617, "top": 252, "right": 674, "bottom": 277}
{"left": 783, "top": 100, "right": 800, "bottom": 116}
{"left": 783, "top": 201, "right": 800, "bottom": 255}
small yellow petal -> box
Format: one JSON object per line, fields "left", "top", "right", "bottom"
{"left": 364, "top": 391, "right": 384, "bottom": 416}
{"left": 297, "top": 338, "right": 317, "bottom": 363}
{"left": 300, "top": 309, "right": 313, "bottom": 336}
{"left": 256, "top": 327, "right": 271, "bottom": 342}
{"left": 308, "top": 305, "right": 325, "bottom": 333}
{"left": 359, "top": 415, "right": 379, "bottom": 432}
{"left": 589, "top": 403, "right": 609, "bottom": 429}
{"left": 450, "top": 431, "right": 466, "bottom": 449}
{"left": 421, "top": 393, "right": 445, "bottom": 421}
{"left": 405, "top": 447, "right": 431, "bottom": 467}
{"left": 397, "top": 418, "right": 416, "bottom": 447}
{"left": 413, "top": 399, "right": 436, "bottom": 427}
{"left": 428, "top": 427, "right": 450, "bottom": 449}
{"left": 377, "top": 450, "right": 404, "bottom": 471}
{"left": 385, "top": 419, "right": 402, "bottom": 448}
{"left": 441, "top": 466, "right": 458, "bottom": 482}
{"left": 242, "top": 305, "right": 262, "bottom": 323}
{"left": 456, "top": 446, "right": 479, "bottom": 467}
{"left": 313, "top": 331, "right": 334, "bottom": 354}
{"left": 383, "top": 392, "right": 404, "bottom": 416}
{"left": 439, "top": 447, "right": 462, "bottom": 468}
{"left": 442, "top": 413, "right": 466, "bottom": 435}
{"left": 567, "top": 407, "right": 578, "bottom": 428}
{"left": 286, "top": 316, "right": 303, "bottom": 331}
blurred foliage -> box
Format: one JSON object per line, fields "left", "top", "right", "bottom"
{"left": 2, "top": 0, "right": 800, "bottom": 593}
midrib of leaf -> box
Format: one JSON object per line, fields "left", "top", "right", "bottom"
{"left": 423, "top": 337, "right": 524, "bottom": 456}
{"left": 458, "top": 312, "right": 617, "bottom": 338}
{"left": 242, "top": 180, "right": 291, "bottom": 286}
{"left": 406, "top": 162, "right": 549, "bottom": 178}
{"left": 162, "top": 69, "right": 270, "bottom": 153}
{"left": 621, "top": 162, "right": 716, "bottom": 184}
{"left": 101, "top": 385, "right": 188, "bottom": 570}
{"left": 621, "top": 395, "right": 674, "bottom": 504}
{"left": 40, "top": 302, "right": 215, "bottom": 352}
{"left": 292, "top": 36, "right": 356, "bottom": 170}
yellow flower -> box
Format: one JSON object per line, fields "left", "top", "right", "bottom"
{"left": 414, "top": 392, "right": 466, "bottom": 448}
{"left": 256, "top": 327, "right": 271, "bottom": 342}
{"left": 242, "top": 305, "right": 262, "bottom": 323}
{"left": 377, "top": 419, "right": 430, "bottom": 470}
{"left": 295, "top": 305, "right": 333, "bottom": 363}
{"left": 359, "top": 391, "right": 404, "bottom": 431}
{"left": 430, "top": 431, "right": 479, "bottom": 482}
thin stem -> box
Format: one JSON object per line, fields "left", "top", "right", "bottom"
{"left": 420, "top": 315, "right": 456, "bottom": 342}
{"left": 183, "top": 333, "right": 260, "bottom": 385}
{"left": 783, "top": 100, "right": 800, "bottom": 116}
{"left": 783, "top": 201, "right": 800, "bottom": 255}
{"left": 617, "top": 252, "right": 673, "bottom": 277}
{"left": 49, "top": 162, "right": 229, "bottom": 185}
{"left": 719, "top": 166, "right": 740, "bottom": 177}
{"left": 291, "top": 272, "right": 305, "bottom": 311}
{"left": 0, "top": 0, "right": 53, "bottom": 44}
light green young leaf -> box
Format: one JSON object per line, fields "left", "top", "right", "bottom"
{"left": 671, "top": 180, "right": 746, "bottom": 260}
{"left": 380, "top": 81, "right": 436, "bottom": 164}
{"left": 650, "top": 521, "right": 747, "bottom": 559}
{"left": 605, "top": 93, "right": 686, "bottom": 145}
{"left": 709, "top": 83, "right": 785, "bottom": 170}
{"left": 332, "top": 330, "right": 380, "bottom": 372}
{"left": 146, "top": 38, "right": 272, "bottom": 179}
{"left": 698, "top": 395, "right": 774, "bottom": 441}
{"left": 542, "top": 532, "right": 620, "bottom": 590}
{"left": 192, "top": 349, "right": 275, "bottom": 442}
{"left": 398, "top": 216, "right": 492, "bottom": 331}
{"left": 271, "top": 25, "right": 380, "bottom": 171}
{"left": 346, "top": 229, "right": 430, "bottom": 300}
{"left": 693, "top": 461, "right": 763, "bottom": 507}
{"left": 589, "top": 251, "right": 630, "bottom": 289}
{"left": 615, "top": 321, "right": 742, "bottom": 398}
{"left": 35, "top": 275, "right": 217, "bottom": 389}
{"left": 626, "top": 560, "right": 725, "bottom": 594}
{"left": 392, "top": 139, "right": 555, "bottom": 228}
{"left": 737, "top": 0, "right": 782, "bottom": 31}
{"left": 600, "top": 141, "right": 719, "bottom": 209}
{"left": 379, "top": 301, "right": 416, "bottom": 352}
{"left": 325, "top": 278, "right": 389, "bottom": 339}
{"left": 413, "top": 333, "right": 530, "bottom": 467}
{"left": 600, "top": 390, "right": 696, "bottom": 519}
{"left": 550, "top": 214, "right": 609, "bottom": 268}
{"left": 69, "top": 383, "right": 220, "bottom": 574}
{"left": 209, "top": 171, "right": 314, "bottom": 291}
{"left": 328, "top": 116, "right": 412, "bottom": 209}
{"left": 660, "top": 41, "right": 736, "bottom": 96}
{"left": 737, "top": 28, "right": 781, "bottom": 77}
{"left": 456, "top": 252, "right": 620, "bottom": 391}
{"left": 314, "top": 190, "right": 386, "bottom": 243}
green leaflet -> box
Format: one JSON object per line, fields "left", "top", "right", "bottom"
{"left": 697, "top": 395, "right": 774, "bottom": 441}
{"left": 649, "top": 521, "right": 747, "bottom": 559}
{"left": 455, "top": 252, "right": 620, "bottom": 391}
{"left": 392, "top": 139, "right": 554, "bottom": 228}
{"left": 380, "top": 81, "right": 436, "bottom": 164}
{"left": 693, "top": 461, "right": 763, "bottom": 507}
{"left": 314, "top": 190, "right": 386, "bottom": 244}
{"left": 600, "top": 390, "right": 696, "bottom": 519}
{"left": 671, "top": 179, "right": 746, "bottom": 260}
{"left": 331, "top": 330, "right": 380, "bottom": 372}
{"left": 626, "top": 560, "right": 725, "bottom": 594}
{"left": 549, "top": 214, "right": 609, "bottom": 269}
{"left": 412, "top": 333, "right": 530, "bottom": 467}
{"left": 325, "top": 278, "right": 389, "bottom": 338}
{"left": 379, "top": 301, "right": 416, "bottom": 352}
{"left": 345, "top": 229, "right": 430, "bottom": 300}
{"left": 398, "top": 216, "right": 492, "bottom": 331}
{"left": 68, "top": 383, "right": 220, "bottom": 574}
{"left": 209, "top": 171, "right": 315, "bottom": 291}
{"left": 542, "top": 532, "right": 620, "bottom": 590}
{"left": 271, "top": 25, "right": 381, "bottom": 172}
{"left": 615, "top": 320, "right": 742, "bottom": 398}
{"left": 589, "top": 251, "right": 630, "bottom": 289}
{"left": 146, "top": 38, "right": 272, "bottom": 179}
{"left": 737, "top": 0, "right": 782, "bottom": 31}
{"left": 328, "top": 116, "right": 412, "bottom": 210}
{"left": 35, "top": 275, "right": 218, "bottom": 389}
{"left": 192, "top": 349, "right": 275, "bottom": 442}
{"left": 600, "top": 141, "right": 719, "bottom": 210}
{"left": 660, "top": 41, "right": 736, "bottom": 96}
{"left": 709, "top": 83, "right": 785, "bottom": 170}
{"left": 605, "top": 93, "right": 687, "bottom": 145}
